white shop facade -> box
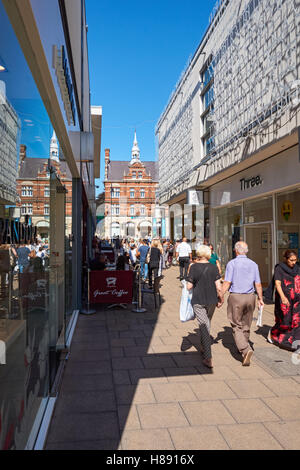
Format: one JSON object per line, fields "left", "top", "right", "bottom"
{"left": 209, "top": 145, "right": 300, "bottom": 286}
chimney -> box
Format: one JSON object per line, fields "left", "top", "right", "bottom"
{"left": 105, "top": 148, "right": 110, "bottom": 180}
{"left": 18, "top": 144, "right": 27, "bottom": 175}
{"left": 20, "top": 144, "right": 27, "bottom": 161}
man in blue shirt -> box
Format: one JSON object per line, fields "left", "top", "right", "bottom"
{"left": 137, "top": 239, "right": 149, "bottom": 281}
{"left": 222, "top": 241, "right": 264, "bottom": 366}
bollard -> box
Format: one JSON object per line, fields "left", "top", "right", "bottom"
{"left": 81, "top": 268, "right": 96, "bottom": 315}
{"left": 132, "top": 264, "right": 146, "bottom": 313}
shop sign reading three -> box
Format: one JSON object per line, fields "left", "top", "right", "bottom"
{"left": 52, "top": 45, "right": 76, "bottom": 127}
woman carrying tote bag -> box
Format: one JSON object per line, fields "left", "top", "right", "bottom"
{"left": 187, "top": 245, "right": 223, "bottom": 369}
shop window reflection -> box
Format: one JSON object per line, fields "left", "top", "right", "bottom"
{"left": 244, "top": 196, "right": 273, "bottom": 224}
{"left": 277, "top": 189, "right": 300, "bottom": 262}
{"left": 214, "top": 204, "right": 243, "bottom": 272}
{"left": 0, "top": 2, "right": 72, "bottom": 449}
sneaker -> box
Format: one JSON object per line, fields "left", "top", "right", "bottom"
{"left": 267, "top": 329, "right": 274, "bottom": 344}
{"left": 242, "top": 349, "right": 253, "bottom": 366}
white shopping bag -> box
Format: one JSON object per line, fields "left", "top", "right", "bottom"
{"left": 0, "top": 340, "right": 6, "bottom": 365}
{"left": 256, "top": 305, "right": 263, "bottom": 327}
{"left": 180, "top": 280, "right": 195, "bottom": 322}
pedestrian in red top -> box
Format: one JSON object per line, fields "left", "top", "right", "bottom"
{"left": 268, "top": 250, "right": 300, "bottom": 351}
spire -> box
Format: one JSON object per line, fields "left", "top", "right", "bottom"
{"left": 130, "top": 129, "right": 140, "bottom": 165}
{"left": 50, "top": 129, "right": 59, "bottom": 162}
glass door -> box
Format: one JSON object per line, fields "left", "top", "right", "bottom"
{"left": 244, "top": 223, "right": 273, "bottom": 287}
{"left": 49, "top": 169, "right": 66, "bottom": 386}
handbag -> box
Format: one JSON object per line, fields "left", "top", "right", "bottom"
{"left": 180, "top": 280, "right": 195, "bottom": 322}
{"left": 146, "top": 248, "right": 151, "bottom": 264}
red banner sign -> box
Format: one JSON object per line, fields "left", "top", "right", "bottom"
{"left": 89, "top": 270, "right": 133, "bottom": 304}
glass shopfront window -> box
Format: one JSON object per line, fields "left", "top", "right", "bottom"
{"left": 244, "top": 196, "right": 273, "bottom": 224}
{"left": 213, "top": 188, "right": 300, "bottom": 285}
{"left": 277, "top": 188, "right": 300, "bottom": 262}
{"left": 214, "top": 204, "right": 243, "bottom": 272}
{"left": 0, "top": 2, "right": 73, "bottom": 449}
{"left": 170, "top": 204, "right": 183, "bottom": 241}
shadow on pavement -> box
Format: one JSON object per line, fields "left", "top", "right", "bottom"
{"left": 44, "top": 279, "right": 219, "bottom": 450}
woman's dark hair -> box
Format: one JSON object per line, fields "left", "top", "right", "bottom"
{"left": 116, "top": 255, "right": 126, "bottom": 270}
{"left": 284, "top": 249, "right": 298, "bottom": 260}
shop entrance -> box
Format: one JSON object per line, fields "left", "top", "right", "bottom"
{"left": 244, "top": 222, "right": 274, "bottom": 287}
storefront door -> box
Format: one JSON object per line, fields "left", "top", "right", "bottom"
{"left": 49, "top": 170, "right": 66, "bottom": 386}
{"left": 244, "top": 223, "right": 274, "bottom": 287}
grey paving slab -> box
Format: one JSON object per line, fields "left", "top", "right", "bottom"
{"left": 67, "top": 349, "right": 111, "bottom": 362}
{"left": 46, "top": 412, "right": 120, "bottom": 443}
{"left": 169, "top": 426, "right": 229, "bottom": 450}
{"left": 45, "top": 439, "right": 120, "bottom": 450}
{"left": 60, "top": 373, "right": 114, "bottom": 393}
{"left": 53, "top": 390, "right": 117, "bottom": 415}
{"left": 218, "top": 423, "right": 283, "bottom": 450}
{"left": 64, "top": 360, "right": 112, "bottom": 376}
{"left": 129, "top": 368, "right": 168, "bottom": 384}
{"left": 253, "top": 347, "right": 300, "bottom": 377}
{"left": 121, "top": 429, "right": 174, "bottom": 450}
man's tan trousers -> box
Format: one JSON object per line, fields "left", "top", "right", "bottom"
{"left": 227, "top": 293, "right": 256, "bottom": 355}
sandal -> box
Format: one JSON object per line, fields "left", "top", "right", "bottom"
{"left": 242, "top": 349, "right": 253, "bottom": 366}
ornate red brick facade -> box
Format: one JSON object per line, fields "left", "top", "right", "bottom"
{"left": 104, "top": 135, "right": 158, "bottom": 238}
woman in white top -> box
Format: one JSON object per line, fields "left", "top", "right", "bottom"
{"left": 129, "top": 244, "right": 138, "bottom": 267}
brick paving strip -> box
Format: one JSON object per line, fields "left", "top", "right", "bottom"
{"left": 45, "top": 267, "right": 300, "bottom": 450}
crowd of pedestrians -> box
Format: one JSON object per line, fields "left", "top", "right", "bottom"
{"left": 91, "top": 234, "right": 300, "bottom": 370}
{"left": 91, "top": 236, "right": 178, "bottom": 288}
{"left": 0, "top": 239, "right": 49, "bottom": 274}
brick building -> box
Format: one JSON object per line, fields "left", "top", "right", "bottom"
{"left": 104, "top": 132, "right": 158, "bottom": 239}
{"left": 16, "top": 131, "right": 72, "bottom": 241}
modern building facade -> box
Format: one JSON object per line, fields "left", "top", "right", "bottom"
{"left": 0, "top": 0, "right": 101, "bottom": 449}
{"left": 104, "top": 133, "right": 161, "bottom": 239}
{"left": 156, "top": 0, "right": 300, "bottom": 283}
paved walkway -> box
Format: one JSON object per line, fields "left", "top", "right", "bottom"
{"left": 45, "top": 266, "right": 300, "bottom": 450}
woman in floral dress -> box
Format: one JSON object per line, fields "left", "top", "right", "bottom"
{"left": 269, "top": 250, "right": 300, "bottom": 350}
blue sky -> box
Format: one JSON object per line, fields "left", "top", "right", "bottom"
{"left": 85, "top": 0, "right": 217, "bottom": 195}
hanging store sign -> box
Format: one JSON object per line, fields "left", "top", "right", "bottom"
{"left": 240, "top": 175, "right": 263, "bottom": 191}
{"left": 187, "top": 190, "right": 204, "bottom": 205}
{"left": 53, "top": 45, "right": 76, "bottom": 126}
